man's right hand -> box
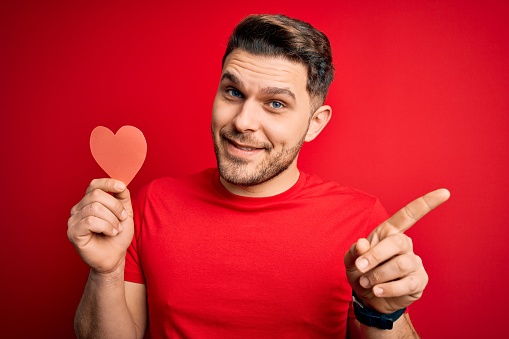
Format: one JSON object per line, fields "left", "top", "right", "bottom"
{"left": 67, "top": 178, "right": 134, "bottom": 274}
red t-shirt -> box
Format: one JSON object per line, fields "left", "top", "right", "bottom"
{"left": 125, "top": 169, "right": 388, "bottom": 338}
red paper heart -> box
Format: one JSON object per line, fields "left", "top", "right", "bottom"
{"left": 90, "top": 126, "right": 147, "bottom": 185}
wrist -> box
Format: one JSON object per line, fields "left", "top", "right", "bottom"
{"left": 352, "top": 290, "right": 406, "bottom": 330}
{"left": 89, "top": 260, "right": 126, "bottom": 286}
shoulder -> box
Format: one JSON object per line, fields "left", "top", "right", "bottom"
{"left": 135, "top": 168, "right": 217, "bottom": 201}
{"left": 297, "top": 172, "right": 389, "bottom": 235}
{"left": 147, "top": 168, "right": 214, "bottom": 190}
{"left": 300, "top": 172, "right": 380, "bottom": 206}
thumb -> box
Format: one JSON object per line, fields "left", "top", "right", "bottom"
{"left": 344, "top": 238, "right": 370, "bottom": 273}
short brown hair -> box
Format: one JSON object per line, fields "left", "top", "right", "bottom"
{"left": 222, "top": 14, "right": 334, "bottom": 104}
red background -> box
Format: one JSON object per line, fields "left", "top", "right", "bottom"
{"left": 1, "top": 1, "right": 508, "bottom": 337}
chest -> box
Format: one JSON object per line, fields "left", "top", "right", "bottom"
{"left": 139, "top": 203, "right": 365, "bottom": 335}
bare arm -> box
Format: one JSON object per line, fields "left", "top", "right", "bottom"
{"left": 68, "top": 179, "right": 147, "bottom": 338}
{"left": 75, "top": 270, "right": 147, "bottom": 339}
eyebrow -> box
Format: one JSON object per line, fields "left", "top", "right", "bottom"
{"left": 260, "top": 87, "right": 296, "bottom": 102}
{"left": 221, "top": 72, "right": 242, "bottom": 86}
{"left": 221, "top": 71, "right": 297, "bottom": 103}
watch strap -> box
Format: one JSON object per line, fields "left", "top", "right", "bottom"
{"left": 352, "top": 290, "right": 406, "bottom": 330}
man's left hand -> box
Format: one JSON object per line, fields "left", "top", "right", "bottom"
{"left": 344, "top": 188, "right": 450, "bottom": 314}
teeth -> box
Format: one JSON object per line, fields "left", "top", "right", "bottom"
{"left": 227, "top": 139, "right": 259, "bottom": 151}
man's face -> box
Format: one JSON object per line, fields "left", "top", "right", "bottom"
{"left": 212, "top": 49, "right": 314, "bottom": 187}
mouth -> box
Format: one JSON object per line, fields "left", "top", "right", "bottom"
{"left": 228, "top": 139, "right": 264, "bottom": 151}
{"left": 221, "top": 136, "right": 267, "bottom": 159}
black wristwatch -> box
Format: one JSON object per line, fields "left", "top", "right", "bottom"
{"left": 352, "top": 290, "right": 406, "bottom": 330}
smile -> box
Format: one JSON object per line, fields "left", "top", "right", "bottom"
{"left": 225, "top": 138, "right": 266, "bottom": 158}
{"left": 237, "top": 146, "right": 256, "bottom": 151}
{"left": 228, "top": 138, "right": 264, "bottom": 151}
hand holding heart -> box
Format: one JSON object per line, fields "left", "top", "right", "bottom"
{"left": 344, "top": 189, "right": 450, "bottom": 314}
{"left": 67, "top": 126, "right": 146, "bottom": 274}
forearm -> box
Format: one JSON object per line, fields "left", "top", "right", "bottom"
{"left": 348, "top": 314, "right": 419, "bottom": 339}
{"left": 74, "top": 266, "right": 138, "bottom": 339}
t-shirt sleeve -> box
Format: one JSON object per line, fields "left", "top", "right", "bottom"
{"left": 124, "top": 183, "right": 149, "bottom": 284}
{"left": 365, "top": 198, "right": 389, "bottom": 237}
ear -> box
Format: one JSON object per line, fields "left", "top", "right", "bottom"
{"left": 305, "top": 105, "right": 332, "bottom": 142}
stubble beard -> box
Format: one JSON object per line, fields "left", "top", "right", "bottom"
{"left": 213, "top": 128, "right": 306, "bottom": 187}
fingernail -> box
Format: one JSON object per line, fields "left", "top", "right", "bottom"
{"left": 374, "top": 287, "right": 383, "bottom": 296}
{"left": 121, "top": 209, "right": 128, "bottom": 220}
{"left": 356, "top": 258, "right": 369, "bottom": 271}
{"left": 115, "top": 182, "right": 126, "bottom": 191}
{"left": 119, "top": 224, "right": 124, "bottom": 232}
{"left": 112, "top": 228, "right": 118, "bottom": 236}
{"left": 360, "top": 276, "right": 370, "bottom": 288}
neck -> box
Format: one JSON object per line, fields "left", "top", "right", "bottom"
{"left": 220, "top": 165, "right": 300, "bottom": 198}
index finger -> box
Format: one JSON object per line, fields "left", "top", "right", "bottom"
{"left": 387, "top": 188, "right": 450, "bottom": 233}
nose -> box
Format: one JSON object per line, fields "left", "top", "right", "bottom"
{"left": 232, "top": 100, "right": 260, "bottom": 133}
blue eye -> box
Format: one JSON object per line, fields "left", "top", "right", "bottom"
{"left": 227, "top": 89, "right": 243, "bottom": 98}
{"left": 270, "top": 101, "right": 284, "bottom": 109}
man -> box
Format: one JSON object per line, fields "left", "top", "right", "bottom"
{"left": 68, "top": 14, "right": 449, "bottom": 338}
